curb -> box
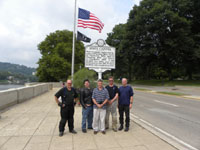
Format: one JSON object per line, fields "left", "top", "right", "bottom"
{"left": 182, "top": 96, "right": 200, "bottom": 101}
{"left": 130, "top": 113, "right": 199, "bottom": 150}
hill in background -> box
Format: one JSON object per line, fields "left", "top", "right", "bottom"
{"left": 0, "top": 62, "right": 37, "bottom": 84}
{"left": 0, "top": 62, "right": 36, "bottom": 75}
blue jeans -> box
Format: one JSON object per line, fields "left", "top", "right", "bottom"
{"left": 82, "top": 105, "right": 93, "bottom": 129}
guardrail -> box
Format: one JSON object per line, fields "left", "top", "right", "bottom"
{"left": 0, "top": 82, "right": 62, "bottom": 110}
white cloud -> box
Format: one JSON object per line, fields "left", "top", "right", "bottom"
{"left": 0, "top": 0, "right": 141, "bottom": 68}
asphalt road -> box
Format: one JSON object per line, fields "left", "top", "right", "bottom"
{"left": 131, "top": 90, "right": 200, "bottom": 150}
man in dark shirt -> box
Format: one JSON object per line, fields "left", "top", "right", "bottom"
{"left": 55, "top": 79, "right": 78, "bottom": 137}
{"left": 118, "top": 78, "right": 134, "bottom": 132}
{"left": 105, "top": 76, "right": 119, "bottom": 132}
{"left": 80, "top": 79, "right": 93, "bottom": 133}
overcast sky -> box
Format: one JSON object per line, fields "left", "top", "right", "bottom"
{"left": 0, "top": 0, "right": 141, "bottom": 68}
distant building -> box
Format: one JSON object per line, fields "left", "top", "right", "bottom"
{"left": 8, "top": 76, "right": 14, "bottom": 80}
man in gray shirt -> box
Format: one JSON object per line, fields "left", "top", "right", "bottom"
{"left": 92, "top": 79, "right": 109, "bottom": 134}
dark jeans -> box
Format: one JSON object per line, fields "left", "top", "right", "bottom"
{"left": 118, "top": 105, "right": 130, "bottom": 128}
{"left": 82, "top": 105, "right": 93, "bottom": 129}
{"left": 59, "top": 106, "right": 74, "bottom": 132}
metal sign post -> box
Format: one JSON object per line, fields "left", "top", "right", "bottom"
{"left": 85, "top": 39, "right": 116, "bottom": 79}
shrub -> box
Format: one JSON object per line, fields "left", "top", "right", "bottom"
{"left": 69, "top": 68, "right": 97, "bottom": 89}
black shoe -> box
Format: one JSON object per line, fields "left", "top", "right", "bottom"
{"left": 118, "top": 126, "right": 123, "bottom": 131}
{"left": 102, "top": 131, "right": 106, "bottom": 134}
{"left": 124, "top": 127, "right": 129, "bottom": 132}
{"left": 94, "top": 131, "right": 98, "bottom": 134}
{"left": 82, "top": 129, "right": 87, "bottom": 133}
{"left": 59, "top": 132, "right": 64, "bottom": 137}
{"left": 70, "top": 130, "right": 77, "bottom": 134}
{"left": 88, "top": 127, "right": 93, "bottom": 130}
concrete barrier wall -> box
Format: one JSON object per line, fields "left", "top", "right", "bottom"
{"left": 0, "top": 89, "right": 18, "bottom": 110}
{"left": 51, "top": 82, "right": 63, "bottom": 88}
{"left": 18, "top": 86, "right": 34, "bottom": 103}
{"left": 0, "top": 83, "right": 53, "bottom": 111}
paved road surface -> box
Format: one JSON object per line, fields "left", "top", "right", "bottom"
{"left": 132, "top": 90, "right": 200, "bottom": 149}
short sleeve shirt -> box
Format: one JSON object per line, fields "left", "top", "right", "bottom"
{"left": 92, "top": 87, "right": 109, "bottom": 109}
{"left": 118, "top": 85, "right": 134, "bottom": 105}
{"left": 55, "top": 87, "right": 78, "bottom": 106}
{"left": 105, "top": 85, "right": 119, "bottom": 100}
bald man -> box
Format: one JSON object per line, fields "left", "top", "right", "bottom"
{"left": 55, "top": 80, "right": 78, "bottom": 136}
{"left": 118, "top": 78, "right": 134, "bottom": 132}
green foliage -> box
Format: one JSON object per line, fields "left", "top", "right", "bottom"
{"left": 106, "top": 0, "right": 200, "bottom": 81}
{"left": 0, "top": 71, "right": 10, "bottom": 80}
{"left": 0, "top": 71, "right": 38, "bottom": 83}
{"left": 36, "top": 30, "right": 84, "bottom": 82}
{"left": 156, "top": 91, "right": 186, "bottom": 96}
{"left": 106, "top": 24, "right": 129, "bottom": 78}
{"left": 0, "top": 62, "right": 37, "bottom": 83}
{"left": 69, "top": 68, "right": 97, "bottom": 89}
{"left": 0, "top": 62, "right": 36, "bottom": 76}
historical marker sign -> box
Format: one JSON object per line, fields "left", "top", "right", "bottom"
{"left": 85, "top": 39, "right": 115, "bottom": 69}
{"left": 85, "top": 39, "right": 116, "bottom": 79}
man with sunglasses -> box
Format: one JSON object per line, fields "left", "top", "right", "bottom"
{"left": 105, "top": 76, "right": 119, "bottom": 132}
{"left": 55, "top": 79, "right": 78, "bottom": 137}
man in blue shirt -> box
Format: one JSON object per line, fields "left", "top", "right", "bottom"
{"left": 92, "top": 79, "right": 109, "bottom": 134}
{"left": 118, "top": 78, "right": 134, "bottom": 132}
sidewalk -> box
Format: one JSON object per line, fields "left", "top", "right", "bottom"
{"left": 0, "top": 88, "right": 176, "bottom": 150}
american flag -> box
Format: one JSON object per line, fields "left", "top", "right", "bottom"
{"left": 78, "top": 8, "right": 104, "bottom": 33}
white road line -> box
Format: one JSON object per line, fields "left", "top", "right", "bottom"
{"left": 131, "top": 114, "right": 199, "bottom": 150}
{"left": 154, "top": 100, "right": 179, "bottom": 107}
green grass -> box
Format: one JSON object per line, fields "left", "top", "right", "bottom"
{"left": 134, "top": 88, "right": 152, "bottom": 92}
{"left": 130, "top": 80, "right": 200, "bottom": 87}
{"left": 0, "top": 80, "right": 9, "bottom": 84}
{"left": 156, "top": 91, "right": 186, "bottom": 96}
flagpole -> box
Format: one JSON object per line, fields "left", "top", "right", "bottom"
{"left": 71, "top": 0, "right": 77, "bottom": 84}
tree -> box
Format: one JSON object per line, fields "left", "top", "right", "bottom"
{"left": 70, "top": 68, "right": 97, "bottom": 89}
{"left": 36, "top": 30, "right": 84, "bottom": 82}
{"left": 128, "top": 0, "right": 194, "bottom": 80}
{"left": 107, "top": 0, "right": 200, "bottom": 80}
{"left": 106, "top": 24, "right": 129, "bottom": 79}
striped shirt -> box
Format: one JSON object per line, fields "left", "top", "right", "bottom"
{"left": 92, "top": 87, "right": 109, "bottom": 109}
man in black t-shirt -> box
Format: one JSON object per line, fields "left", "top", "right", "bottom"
{"left": 105, "top": 76, "right": 119, "bottom": 132}
{"left": 55, "top": 80, "right": 78, "bottom": 137}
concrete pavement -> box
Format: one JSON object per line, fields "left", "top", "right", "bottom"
{"left": 0, "top": 88, "right": 176, "bottom": 150}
